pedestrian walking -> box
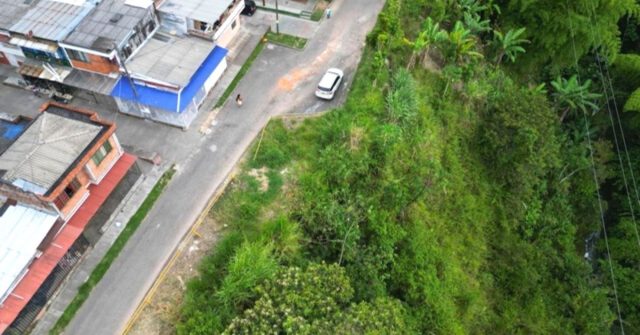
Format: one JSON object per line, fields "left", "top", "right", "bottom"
{"left": 326, "top": 8, "right": 332, "bottom": 19}
{"left": 236, "top": 94, "right": 243, "bottom": 107}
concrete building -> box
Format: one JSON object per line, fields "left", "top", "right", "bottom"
{"left": 110, "top": 34, "right": 228, "bottom": 127}
{"left": 0, "top": 0, "right": 243, "bottom": 128}
{"left": 0, "top": 102, "right": 138, "bottom": 334}
{"left": 0, "top": 0, "right": 38, "bottom": 67}
{"left": 157, "top": 0, "right": 245, "bottom": 47}
{"left": 9, "top": 0, "right": 94, "bottom": 84}
{"left": 60, "top": 0, "right": 159, "bottom": 77}
{"left": 108, "top": 0, "right": 244, "bottom": 128}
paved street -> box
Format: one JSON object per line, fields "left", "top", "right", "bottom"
{"left": 62, "top": 1, "right": 385, "bottom": 334}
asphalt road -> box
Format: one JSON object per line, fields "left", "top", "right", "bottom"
{"left": 64, "top": 1, "right": 386, "bottom": 334}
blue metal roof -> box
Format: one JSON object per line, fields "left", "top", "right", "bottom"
{"left": 111, "top": 46, "right": 228, "bottom": 113}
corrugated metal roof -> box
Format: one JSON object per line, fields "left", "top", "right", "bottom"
{"left": 64, "top": 0, "right": 152, "bottom": 51}
{"left": 126, "top": 33, "right": 215, "bottom": 87}
{"left": 0, "top": 204, "right": 57, "bottom": 305}
{"left": 9, "top": 0, "right": 94, "bottom": 41}
{"left": 159, "top": 0, "right": 233, "bottom": 23}
{"left": 0, "top": 0, "right": 38, "bottom": 31}
{"left": 0, "top": 112, "right": 102, "bottom": 194}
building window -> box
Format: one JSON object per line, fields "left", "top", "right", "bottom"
{"left": 67, "top": 49, "right": 89, "bottom": 62}
{"left": 231, "top": 19, "right": 237, "bottom": 30}
{"left": 54, "top": 177, "right": 81, "bottom": 209}
{"left": 91, "top": 140, "right": 113, "bottom": 166}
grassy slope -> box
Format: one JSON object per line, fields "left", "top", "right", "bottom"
{"left": 177, "top": 2, "right": 613, "bottom": 334}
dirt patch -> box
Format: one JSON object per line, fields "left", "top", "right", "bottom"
{"left": 248, "top": 167, "right": 270, "bottom": 192}
{"left": 277, "top": 68, "right": 310, "bottom": 92}
{"left": 350, "top": 126, "right": 364, "bottom": 150}
{"left": 127, "top": 216, "right": 222, "bottom": 335}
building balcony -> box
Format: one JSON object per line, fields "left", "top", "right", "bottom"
{"left": 186, "top": 0, "right": 244, "bottom": 41}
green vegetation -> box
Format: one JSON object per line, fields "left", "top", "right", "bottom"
{"left": 266, "top": 31, "right": 308, "bottom": 49}
{"left": 215, "top": 39, "right": 266, "bottom": 108}
{"left": 50, "top": 168, "right": 176, "bottom": 335}
{"left": 310, "top": 8, "right": 324, "bottom": 22}
{"left": 178, "top": 0, "right": 640, "bottom": 334}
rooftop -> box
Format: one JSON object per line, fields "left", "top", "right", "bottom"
{"left": 0, "top": 0, "right": 38, "bottom": 31}
{"left": 0, "top": 204, "right": 58, "bottom": 304}
{"left": 112, "top": 45, "right": 228, "bottom": 113}
{"left": 0, "top": 107, "right": 105, "bottom": 195}
{"left": 126, "top": 32, "right": 215, "bottom": 87}
{"left": 158, "top": 0, "right": 233, "bottom": 23}
{"left": 64, "top": 0, "right": 152, "bottom": 53}
{"left": 0, "top": 117, "right": 29, "bottom": 154}
{"left": 10, "top": 0, "right": 94, "bottom": 41}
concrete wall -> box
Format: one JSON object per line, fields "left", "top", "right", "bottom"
{"left": 56, "top": 135, "right": 122, "bottom": 219}
{"left": 58, "top": 168, "right": 91, "bottom": 219}
{"left": 85, "top": 136, "right": 123, "bottom": 182}
{"left": 214, "top": 1, "right": 244, "bottom": 47}
{"left": 158, "top": 11, "right": 188, "bottom": 35}
{"left": 0, "top": 34, "right": 25, "bottom": 67}
{"left": 69, "top": 54, "right": 119, "bottom": 76}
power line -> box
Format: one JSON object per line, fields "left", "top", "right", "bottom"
{"left": 563, "top": 1, "right": 625, "bottom": 333}
{"left": 593, "top": 53, "right": 640, "bottom": 250}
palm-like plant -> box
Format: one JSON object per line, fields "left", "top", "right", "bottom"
{"left": 447, "top": 21, "right": 483, "bottom": 65}
{"left": 550, "top": 75, "right": 602, "bottom": 123}
{"left": 463, "top": 12, "right": 491, "bottom": 34}
{"left": 459, "top": 0, "right": 500, "bottom": 16}
{"left": 493, "top": 28, "right": 529, "bottom": 65}
{"left": 404, "top": 18, "right": 447, "bottom": 69}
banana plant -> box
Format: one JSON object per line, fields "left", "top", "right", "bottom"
{"left": 492, "top": 28, "right": 529, "bottom": 65}
{"left": 550, "top": 75, "right": 602, "bottom": 123}
{"left": 447, "top": 21, "right": 483, "bottom": 65}
{"left": 403, "top": 18, "right": 447, "bottom": 69}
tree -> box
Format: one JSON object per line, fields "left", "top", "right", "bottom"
{"left": 494, "top": 0, "right": 639, "bottom": 69}
{"left": 404, "top": 17, "right": 447, "bottom": 69}
{"left": 492, "top": 28, "right": 529, "bottom": 65}
{"left": 445, "top": 21, "right": 483, "bottom": 65}
{"left": 550, "top": 75, "right": 602, "bottom": 123}
{"left": 458, "top": 0, "right": 500, "bottom": 16}
{"left": 463, "top": 12, "right": 491, "bottom": 35}
{"left": 223, "top": 263, "right": 415, "bottom": 334}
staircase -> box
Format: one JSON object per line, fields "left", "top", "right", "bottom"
{"left": 300, "top": 10, "right": 313, "bottom": 19}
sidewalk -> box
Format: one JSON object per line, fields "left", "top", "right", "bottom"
{"left": 260, "top": 0, "right": 318, "bottom": 14}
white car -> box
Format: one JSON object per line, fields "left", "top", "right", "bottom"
{"left": 315, "top": 68, "right": 344, "bottom": 100}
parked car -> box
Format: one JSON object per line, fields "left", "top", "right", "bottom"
{"left": 315, "top": 68, "right": 344, "bottom": 100}
{"left": 242, "top": 0, "right": 257, "bottom": 16}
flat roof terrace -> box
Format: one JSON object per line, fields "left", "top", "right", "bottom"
{"left": 158, "top": 0, "right": 233, "bottom": 23}
{"left": 125, "top": 32, "right": 215, "bottom": 87}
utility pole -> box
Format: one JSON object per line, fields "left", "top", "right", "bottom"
{"left": 275, "top": 0, "right": 280, "bottom": 34}
{"left": 113, "top": 44, "right": 139, "bottom": 100}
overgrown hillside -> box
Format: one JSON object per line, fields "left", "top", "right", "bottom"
{"left": 177, "top": 1, "right": 640, "bottom": 334}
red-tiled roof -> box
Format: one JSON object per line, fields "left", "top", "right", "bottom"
{"left": 0, "top": 153, "right": 136, "bottom": 332}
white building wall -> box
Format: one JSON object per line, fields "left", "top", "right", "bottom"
{"left": 0, "top": 41, "right": 25, "bottom": 67}
{"left": 214, "top": 2, "right": 244, "bottom": 48}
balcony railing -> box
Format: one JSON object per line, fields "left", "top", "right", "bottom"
{"left": 187, "top": 0, "right": 243, "bottom": 41}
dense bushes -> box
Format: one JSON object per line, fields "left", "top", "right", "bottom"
{"left": 176, "top": 0, "right": 640, "bottom": 334}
